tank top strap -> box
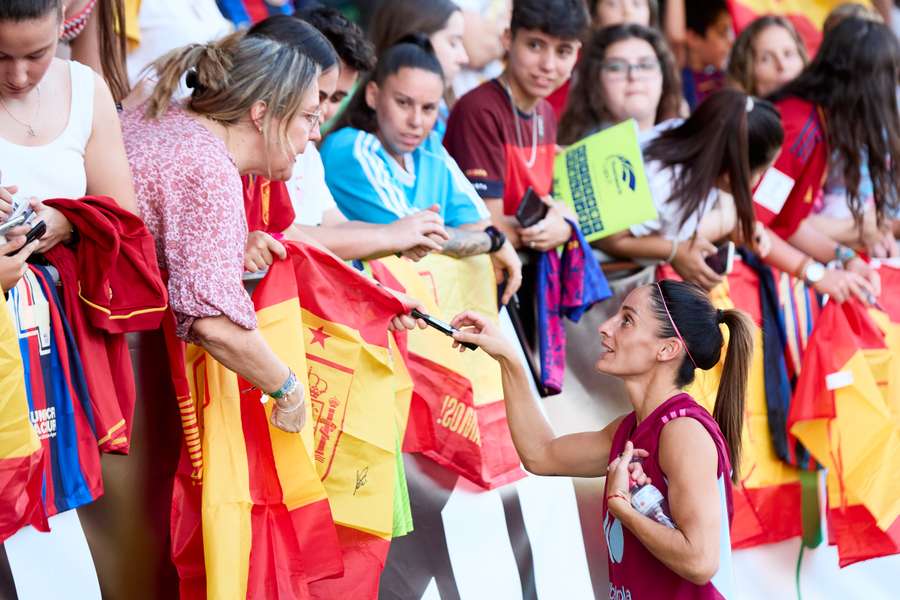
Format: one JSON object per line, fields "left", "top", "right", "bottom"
{"left": 66, "top": 61, "right": 96, "bottom": 152}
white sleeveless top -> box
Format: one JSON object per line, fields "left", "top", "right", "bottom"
{"left": 0, "top": 61, "right": 94, "bottom": 201}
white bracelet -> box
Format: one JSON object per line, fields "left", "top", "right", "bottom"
{"left": 666, "top": 239, "right": 678, "bottom": 263}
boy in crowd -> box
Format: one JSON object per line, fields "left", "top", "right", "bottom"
{"left": 443, "top": 0, "right": 589, "bottom": 253}
{"left": 681, "top": 0, "right": 733, "bottom": 110}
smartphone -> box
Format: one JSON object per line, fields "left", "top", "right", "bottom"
{"left": 6, "top": 220, "right": 46, "bottom": 256}
{"left": 515, "top": 187, "right": 548, "bottom": 228}
{"left": 705, "top": 241, "right": 735, "bottom": 275}
{"left": 411, "top": 308, "right": 478, "bottom": 351}
{"left": 0, "top": 213, "right": 27, "bottom": 236}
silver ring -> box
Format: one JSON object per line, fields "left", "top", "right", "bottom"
{"left": 529, "top": 241, "right": 536, "bottom": 249}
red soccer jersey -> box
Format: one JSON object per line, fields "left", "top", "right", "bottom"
{"left": 604, "top": 393, "right": 736, "bottom": 600}
{"left": 443, "top": 79, "right": 558, "bottom": 216}
{"left": 753, "top": 97, "right": 828, "bottom": 240}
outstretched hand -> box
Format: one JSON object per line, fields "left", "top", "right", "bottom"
{"left": 450, "top": 310, "right": 516, "bottom": 359}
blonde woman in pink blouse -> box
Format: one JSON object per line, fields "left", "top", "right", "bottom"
{"left": 123, "top": 31, "right": 425, "bottom": 432}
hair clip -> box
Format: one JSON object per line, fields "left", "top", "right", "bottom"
{"left": 746, "top": 96, "right": 755, "bottom": 113}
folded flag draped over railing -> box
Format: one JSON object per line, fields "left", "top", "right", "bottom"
{"left": 370, "top": 253, "right": 526, "bottom": 490}
{"left": 789, "top": 265, "right": 900, "bottom": 567}
{"left": 537, "top": 220, "right": 611, "bottom": 394}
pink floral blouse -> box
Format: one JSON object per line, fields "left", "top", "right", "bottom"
{"left": 121, "top": 105, "right": 256, "bottom": 340}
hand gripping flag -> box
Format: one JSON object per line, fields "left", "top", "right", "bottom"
{"left": 789, "top": 265, "right": 900, "bottom": 566}
{"left": 369, "top": 254, "right": 526, "bottom": 490}
{"left": 167, "top": 245, "right": 350, "bottom": 600}
{"left": 683, "top": 259, "right": 804, "bottom": 548}
{"left": 727, "top": 0, "right": 875, "bottom": 54}
{"left": 0, "top": 282, "right": 47, "bottom": 541}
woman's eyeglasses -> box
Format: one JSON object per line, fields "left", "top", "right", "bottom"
{"left": 300, "top": 109, "right": 323, "bottom": 129}
{"left": 600, "top": 58, "right": 661, "bottom": 80}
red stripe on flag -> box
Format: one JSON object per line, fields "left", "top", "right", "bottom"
{"left": 308, "top": 526, "right": 391, "bottom": 600}
{"left": 0, "top": 451, "right": 48, "bottom": 541}
{"left": 732, "top": 482, "right": 803, "bottom": 549}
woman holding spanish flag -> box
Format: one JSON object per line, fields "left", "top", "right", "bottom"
{"left": 753, "top": 16, "right": 899, "bottom": 303}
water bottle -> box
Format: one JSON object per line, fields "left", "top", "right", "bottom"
{"left": 629, "top": 481, "right": 676, "bottom": 528}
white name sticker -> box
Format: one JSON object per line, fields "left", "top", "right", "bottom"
{"left": 753, "top": 167, "right": 795, "bottom": 215}
{"left": 826, "top": 371, "right": 854, "bottom": 391}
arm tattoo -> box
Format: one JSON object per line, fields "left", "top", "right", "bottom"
{"left": 440, "top": 227, "right": 491, "bottom": 257}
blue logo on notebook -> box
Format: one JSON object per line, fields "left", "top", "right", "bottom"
{"left": 605, "top": 155, "right": 637, "bottom": 193}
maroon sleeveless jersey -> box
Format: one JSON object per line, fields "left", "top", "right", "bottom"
{"left": 604, "top": 393, "right": 736, "bottom": 600}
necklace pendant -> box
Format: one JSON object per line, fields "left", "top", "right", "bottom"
{"left": 26, "top": 125, "right": 36, "bottom": 137}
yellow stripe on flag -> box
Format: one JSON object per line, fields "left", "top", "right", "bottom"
{"left": 378, "top": 254, "right": 503, "bottom": 407}
{"left": 0, "top": 292, "right": 40, "bottom": 460}
{"left": 185, "top": 343, "right": 252, "bottom": 600}
{"left": 256, "top": 301, "right": 328, "bottom": 509}
{"left": 303, "top": 308, "right": 397, "bottom": 539}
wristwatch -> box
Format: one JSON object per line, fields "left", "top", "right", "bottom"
{"left": 484, "top": 225, "right": 506, "bottom": 253}
{"left": 802, "top": 261, "right": 826, "bottom": 286}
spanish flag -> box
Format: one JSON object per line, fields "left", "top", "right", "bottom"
{"left": 169, "top": 244, "right": 349, "bottom": 599}
{"left": 0, "top": 288, "right": 47, "bottom": 541}
{"left": 281, "top": 243, "right": 416, "bottom": 600}
{"left": 685, "top": 260, "right": 803, "bottom": 548}
{"left": 728, "top": 0, "right": 874, "bottom": 54}
{"left": 370, "top": 254, "right": 526, "bottom": 489}
{"left": 789, "top": 265, "right": 900, "bottom": 566}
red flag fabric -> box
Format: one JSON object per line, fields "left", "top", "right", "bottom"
{"left": 789, "top": 265, "right": 900, "bottom": 566}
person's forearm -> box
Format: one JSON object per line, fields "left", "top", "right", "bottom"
{"left": 441, "top": 227, "right": 491, "bottom": 257}
{"left": 596, "top": 233, "right": 675, "bottom": 261}
{"left": 787, "top": 220, "right": 841, "bottom": 264}
{"left": 612, "top": 503, "right": 716, "bottom": 585}
{"left": 191, "top": 316, "right": 289, "bottom": 393}
{"left": 497, "top": 354, "right": 558, "bottom": 473}
{"left": 762, "top": 229, "right": 808, "bottom": 275}
{"left": 290, "top": 223, "right": 400, "bottom": 261}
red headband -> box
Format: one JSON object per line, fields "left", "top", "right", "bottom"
{"left": 655, "top": 282, "right": 697, "bottom": 369}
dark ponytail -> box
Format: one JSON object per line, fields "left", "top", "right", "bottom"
{"left": 331, "top": 32, "right": 443, "bottom": 135}
{"left": 651, "top": 281, "right": 753, "bottom": 482}
{"left": 643, "top": 89, "right": 783, "bottom": 245}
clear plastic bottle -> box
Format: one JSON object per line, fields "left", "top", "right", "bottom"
{"left": 629, "top": 481, "right": 676, "bottom": 528}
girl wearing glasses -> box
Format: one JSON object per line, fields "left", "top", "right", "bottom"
{"left": 558, "top": 23, "right": 681, "bottom": 144}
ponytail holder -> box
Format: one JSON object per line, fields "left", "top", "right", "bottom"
{"left": 717, "top": 309, "right": 725, "bottom": 324}
{"left": 745, "top": 96, "right": 754, "bottom": 113}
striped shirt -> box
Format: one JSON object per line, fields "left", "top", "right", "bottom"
{"left": 320, "top": 128, "right": 489, "bottom": 228}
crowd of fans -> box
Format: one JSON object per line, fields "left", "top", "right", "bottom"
{"left": 1, "top": 0, "right": 899, "bottom": 596}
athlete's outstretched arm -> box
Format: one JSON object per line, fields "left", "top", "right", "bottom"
{"left": 450, "top": 311, "right": 629, "bottom": 477}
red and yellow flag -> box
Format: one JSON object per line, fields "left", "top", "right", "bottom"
{"left": 0, "top": 291, "right": 47, "bottom": 541}
{"left": 370, "top": 254, "right": 525, "bottom": 489}
{"left": 686, "top": 261, "right": 803, "bottom": 548}
{"left": 277, "top": 242, "right": 415, "bottom": 600}
{"left": 789, "top": 266, "right": 900, "bottom": 566}
{"left": 727, "top": 0, "right": 874, "bottom": 54}
{"left": 168, "top": 244, "right": 349, "bottom": 599}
